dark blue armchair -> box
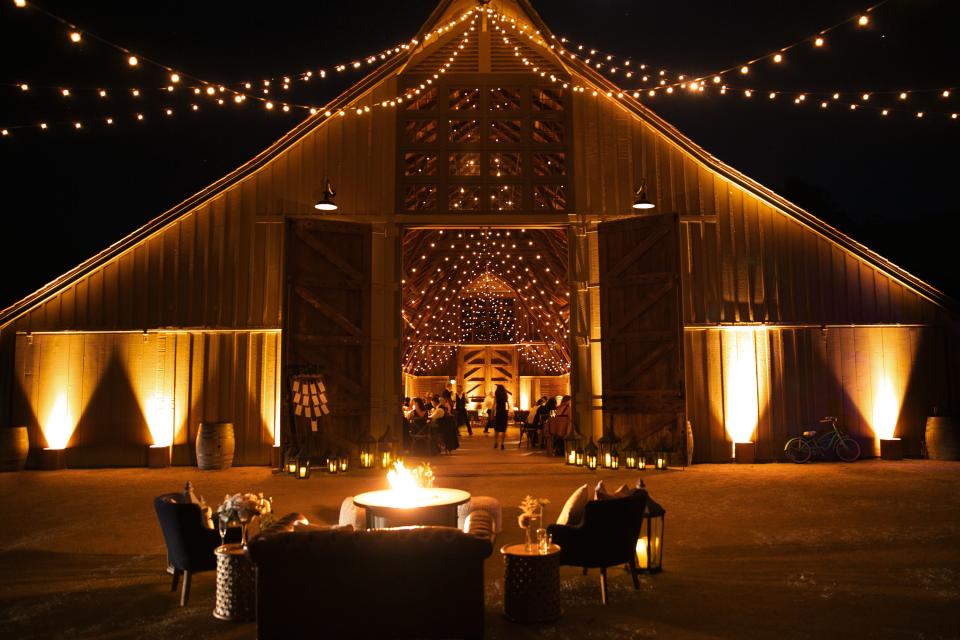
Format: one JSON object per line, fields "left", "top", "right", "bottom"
{"left": 547, "top": 490, "right": 648, "bottom": 604}
{"left": 154, "top": 493, "right": 237, "bottom": 606}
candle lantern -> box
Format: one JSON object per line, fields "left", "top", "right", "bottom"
{"left": 584, "top": 440, "right": 599, "bottom": 471}
{"left": 574, "top": 447, "right": 584, "bottom": 467}
{"left": 338, "top": 453, "right": 349, "bottom": 473}
{"left": 655, "top": 448, "right": 668, "bottom": 470}
{"left": 286, "top": 447, "right": 300, "bottom": 476}
{"left": 378, "top": 433, "right": 397, "bottom": 469}
{"left": 358, "top": 433, "right": 376, "bottom": 469}
{"left": 564, "top": 430, "right": 581, "bottom": 466}
{"left": 624, "top": 445, "right": 638, "bottom": 469}
{"left": 610, "top": 446, "right": 620, "bottom": 470}
{"left": 598, "top": 432, "right": 619, "bottom": 469}
{"left": 638, "top": 450, "right": 647, "bottom": 471}
{"left": 634, "top": 496, "right": 666, "bottom": 574}
{"left": 296, "top": 455, "right": 311, "bottom": 479}
{"left": 326, "top": 454, "right": 338, "bottom": 474}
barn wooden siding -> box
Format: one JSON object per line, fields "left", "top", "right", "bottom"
{"left": 571, "top": 75, "right": 958, "bottom": 460}
{"left": 11, "top": 331, "right": 280, "bottom": 468}
{"left": 570, "top": 80, "right": 948, "bottom": 326}
{"left": 683, "top": 327, "right": 957, "bottom": 462}
{"left": 0, "top": 79, "right": 400, "bottom": 460}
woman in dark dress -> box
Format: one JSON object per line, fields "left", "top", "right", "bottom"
{"left": 493, "top": 384, "right": 509, "bottom": 450}
{"left": 455, "top": 390, "right": 471, "bottom": 436}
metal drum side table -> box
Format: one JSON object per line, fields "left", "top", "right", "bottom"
{"left": 213, "top": 543, "right": 255, "bottom": 622}
{"left": 501, "top": 543, "right": 562, "bottom": 623}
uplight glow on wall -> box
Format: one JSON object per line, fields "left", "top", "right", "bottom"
{"left": 871, "top": 377, "right": 899, "bottom": 440}
{"left": 721, "top": 328, "right": 768, "bottom": 454}
{"left": 43, "top": 394, "right": 75, "bottom": 450}
{"left": 145, "top": 394, "right": 174, "bottom": 448}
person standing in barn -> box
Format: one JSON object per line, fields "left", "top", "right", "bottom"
{"left": 455, "top": 388, "right": 471, "bottom": 436}
{"left": 493, "top": 384, "right": 509, "bottom": 450}
{"left": 482, "top": 391, "right": 495, "bottom": 435}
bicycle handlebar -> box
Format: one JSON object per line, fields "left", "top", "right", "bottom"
{"left": 818, "top": 416, "right": 837, "bottom": 424}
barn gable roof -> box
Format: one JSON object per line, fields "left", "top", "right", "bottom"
{"left": 0, "top": 0, "right": 953, "bottom": 328}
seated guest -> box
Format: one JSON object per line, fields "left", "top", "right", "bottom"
{"left": 536, "top": 396, "right": 557, "bottom": 428}
{"left": 406, "top": 397, "right": 427, "bottom": 420}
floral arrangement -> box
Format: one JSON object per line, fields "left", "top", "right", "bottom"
{"left": 217, "top": 492, "right": 272, "bottom": 523}
{"left": 517, "top": 495, "right": 550, "bottom": 529}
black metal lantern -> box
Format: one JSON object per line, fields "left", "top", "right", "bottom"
{"left": 286, "top": 449, "right": 299, "bottom": 476}
{"left": 359, "top": 433, "right": 376, "bottom": 469}
{"left": 598, "top": 432, "right": 620, "bottom": 469}
{"left": 634, "top": 496, "right": 666, "bottom": 573}
{"left": 564, "top": 430, "right": 581, "bottom": 465}
{"left": 575, "top": 447, "right": 584, "bottom": 467}
{"left": 610, "top": 446, "right": 620, "bottom": 470}
{"left": 624, "top": 445, "right": 638, "bottom": 470}
{"left": 584, "top": 440, "right": 599, "bottom": 470}
{"left": 638, "top": 450, "right": 648, "bottom": 470}
{"left": 326, "top": 453, "right": 338, "bottom": 474}
{"left": 296, "top": 455, "right": 311, "bottom": 479}
{"left": 338, "top": 452, "right": 349, "bottom": 473}
{"left": 378, "top": 433, "right": 397, "bottom": 469}
{"left": 655, "top": 448, "right": 668, "bottom": 470}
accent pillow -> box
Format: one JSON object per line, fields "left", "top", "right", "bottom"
{"left": 595, "top": 480, "right": 635, "bottom": 500}
{"left": 556, "top": 484, "right": 590, "bottom": 526}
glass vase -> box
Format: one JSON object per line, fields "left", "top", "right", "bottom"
{"left": 524, "top": 516, "right": 540, "bottom": 551}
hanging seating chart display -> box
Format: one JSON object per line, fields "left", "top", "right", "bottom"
{"left": 291, "top": 375, "right": 330, "bottom": 432}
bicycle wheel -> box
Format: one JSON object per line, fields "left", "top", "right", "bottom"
{"left": 835, "top": 437, "right": 860, "bottom": 462}
{"left": 784, "top": 438, "right": 812, "bottom": 463}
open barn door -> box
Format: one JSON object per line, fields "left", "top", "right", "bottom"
{"left": 599, "top": 214, "right": 686, "bottom": 460}
{"left": 283, "top": 219, "right": 372, "bottom": 457}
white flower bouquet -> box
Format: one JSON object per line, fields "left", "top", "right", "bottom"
{"left": 217, "top": 492, "right": 272, "bottom": 524}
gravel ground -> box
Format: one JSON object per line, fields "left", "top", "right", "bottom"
{"left": 2, "top": 428, "right": 958, "bottom": 640}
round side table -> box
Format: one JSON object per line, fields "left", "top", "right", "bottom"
{"left": 213, "top": 543, "right": 255, "bottom": 622}
{"left": 501, "top": 543, "right": 562, "bottom": 623}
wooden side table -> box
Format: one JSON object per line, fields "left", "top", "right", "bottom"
{"left": 501, "top": 543, "right": 562, "bottom": 623}
{"left": 213, "top": 543, "right": 255, "bottom": 622}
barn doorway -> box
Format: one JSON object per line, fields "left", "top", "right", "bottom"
{"left": 401, "top": 227, "right": 571, "bottom": 446}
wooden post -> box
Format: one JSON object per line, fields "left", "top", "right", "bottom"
{"left": 568, "top": 224, "right": 601, "bottom": 440}
{"left": 370, "top": 223, "right": 402, "bottom": 442}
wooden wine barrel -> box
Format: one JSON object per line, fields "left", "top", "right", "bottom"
{"left": 196, "top": 422, "right": 235, "bottom": 470}
{"left": 0, "top": 427, "right": 29, "bottom": 471}
{"left": 925, "top": 417, "right": 960, "bottom": 461}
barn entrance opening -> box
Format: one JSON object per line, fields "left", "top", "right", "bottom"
{"left": 401, "top": 227, "right": 572, "bottom": 449}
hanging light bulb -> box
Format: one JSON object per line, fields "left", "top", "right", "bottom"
{"left": 632, "top": 180, "right": 655, "bottom": 211}
{"left": 128, "top": 55, "right": 139, "bottom": 66}
{"left": 69, "top": 31, "right": 82, "bottom": 43}
{"left": 314, "top": 178, "right": 339, "bottom": 211}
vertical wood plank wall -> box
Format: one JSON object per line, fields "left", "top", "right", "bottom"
{"left": 12, "top": 331, "right": 281, "bottom": 467}
{"left": 0, "top": 79, "right": 398, "bottom": 463}
{"left": 684, "top": 327, "right": 956, "bottom": 462}
{"left": 571, "top": 80, "right": 947, "bottom": 326}
{"left": 572, "top": 75, "right": 957, "bottom": 461}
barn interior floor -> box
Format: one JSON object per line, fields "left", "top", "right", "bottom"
{"left": 2, "top": 427, "right": 958, "bottom": 640}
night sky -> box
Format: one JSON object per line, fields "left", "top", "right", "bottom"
{"left": 1, "top": 0, "right": 958, "bottom": 309}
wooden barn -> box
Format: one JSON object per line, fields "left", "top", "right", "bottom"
{"left": 1, "top": 0, "right": 957, "bottom": 467}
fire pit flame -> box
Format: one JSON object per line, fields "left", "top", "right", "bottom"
{"left": 383, "top": 461, "right": 436, "bottom": 507}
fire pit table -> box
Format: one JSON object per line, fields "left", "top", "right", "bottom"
{"left": 353, "top": 488, "right": 471, "bottom": 529}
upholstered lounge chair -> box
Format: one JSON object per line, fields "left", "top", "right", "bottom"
{"left": 547, "top": 489, "right": 648, "bottom": 604}
{"left": 153, "top": 493, "right": 238, "bottom": 606}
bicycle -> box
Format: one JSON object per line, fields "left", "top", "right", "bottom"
{"left": 784, "top": 416, "right": 861, "bottom": 463}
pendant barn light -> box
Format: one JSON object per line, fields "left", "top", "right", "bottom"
{"left": 314, "top": 178, "right": 338, "bottom": 211}
{"left": 632, "top": 180, "right": 655, "bottom": 211}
